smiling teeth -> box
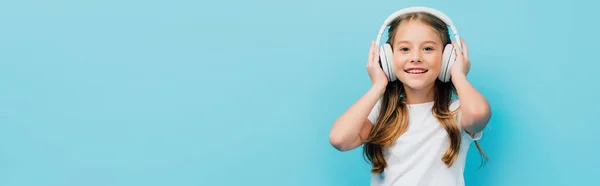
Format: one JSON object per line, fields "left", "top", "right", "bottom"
{"left": 408, "top": 69, "right": 426, "bottom": 73}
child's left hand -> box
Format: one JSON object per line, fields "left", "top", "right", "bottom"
{"left": 450, "top": 37, "right": 470, "bottom": 78}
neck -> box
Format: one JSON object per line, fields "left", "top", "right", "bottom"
{"left": 403, "top": 84, "right": 435, "bottom": 104}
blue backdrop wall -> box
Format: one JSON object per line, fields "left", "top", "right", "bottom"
{"left": 1, "top": 0, "right": 598, "bottom": 185}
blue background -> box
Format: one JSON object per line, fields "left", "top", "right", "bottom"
{"left": 0, "top": 0, "right": 598, "bottom": 185}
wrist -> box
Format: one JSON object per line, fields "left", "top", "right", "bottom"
{"left": 370, "top": 84, "right": 387, "bottom": 94}
{"left": 451, "top": 74, "right": 468, "bottom": 84}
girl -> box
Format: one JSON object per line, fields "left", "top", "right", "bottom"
{"left": 328, "top": 11, "right": 491, "bottom": 186}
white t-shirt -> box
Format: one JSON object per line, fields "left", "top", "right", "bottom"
{"left": 367, "top": 99, "right": 482, "bottom": 186}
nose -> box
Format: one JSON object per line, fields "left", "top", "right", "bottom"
{"left": 410, "top": 51, "right": 422, "bottom": 63}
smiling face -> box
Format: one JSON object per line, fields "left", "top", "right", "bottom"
{"left": 390, "top": 20, "right": 445, "bottom": 91}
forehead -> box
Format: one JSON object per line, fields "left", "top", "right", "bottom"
{"left": 392, "top": 20, "right": 442, "bottom": 44}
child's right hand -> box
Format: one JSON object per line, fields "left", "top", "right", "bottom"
{"left": 367, "top": 41, "right": 389, "bottom": 90}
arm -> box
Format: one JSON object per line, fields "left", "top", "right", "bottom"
{"left": 329, "top": 85, "right": 384, "bottom": 151}
{"left": 452, "top": 74, "right": 491, "bottom": 135}
{"left": 450, "top": 38, "right": 491, "bottom": 135}
{"left": 329, "top": 40, "right": 388, "bottom": 151}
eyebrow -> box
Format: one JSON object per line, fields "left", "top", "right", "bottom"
{"left": 394, "top": 40, "right": 439, "bottom": 46}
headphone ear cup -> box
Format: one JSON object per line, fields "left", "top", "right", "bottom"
{"left": 439, "top": 44, "right": 456, "bottom": 82}
{"left": 380, "top": 44, "right": 396, "bottom": 82}
{"left": 378, "top": 45, "right": 390, "bottom": 81}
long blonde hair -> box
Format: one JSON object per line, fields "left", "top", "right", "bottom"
{"left": 362, "top": 12, "right": 487, "bottom": 174}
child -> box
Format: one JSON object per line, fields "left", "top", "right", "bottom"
{"left": 328, "top": 8, "right": 491, "bottom": 186}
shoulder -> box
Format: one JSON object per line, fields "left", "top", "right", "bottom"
{"left": 449, "top": 99, "right": 483, "bottom": 141}
{"left": 450, "top": 99, "right": 460, "bottom": 112}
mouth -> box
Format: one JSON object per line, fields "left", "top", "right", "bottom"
{"left": 404, "top": 68, "right": 429, "bottom": 74}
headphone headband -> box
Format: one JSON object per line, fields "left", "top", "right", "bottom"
{"left": 375, "top": 6, "right": 462, "bottom": 51}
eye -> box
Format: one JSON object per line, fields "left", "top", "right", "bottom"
{"left": 399, "top": 47, "right": 409, "bottom": 52}
{"left": 423, "top": 47, "right": 434, "bottom": 51}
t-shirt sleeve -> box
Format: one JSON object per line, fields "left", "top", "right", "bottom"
{"left": 367, "top": 99, "right": 382, "bottom": 125}
{"left": 450, "top": 99, "right": 483, "bottom": 141}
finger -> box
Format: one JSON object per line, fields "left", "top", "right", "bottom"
{"left": 374, "top": 45, "right": 379, "bottom": 64}
{"left": 368, "top": 41, "right": 374, "bottom": 64}
{"left": 452, "top": 41, "right": 463, "bottom": 59}
{"left": 460, "top": 37, "right": 468, "bottom": 58}
{"left": 371, "top": 42, "right": 378, "bottom": 64}
{"left": 372, "top": 42, "right": 378, "bottom": 65}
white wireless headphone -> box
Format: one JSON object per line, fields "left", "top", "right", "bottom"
{"left": 375, "top": 6, "right": 463, "bottom": 82}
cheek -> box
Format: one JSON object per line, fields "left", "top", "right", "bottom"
{"left": 392, "top": 55, "right": 409, "bottom": 72}
{"left": 425, "top": 54, "right": 442, "bottom": 72}
{"left": 392, "top": 53, "right": 407, "bottom": 63}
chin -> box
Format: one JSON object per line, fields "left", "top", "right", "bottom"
{"left": 402, "top": 80, "right": 433, "bottom": 90}
{"left": 397, "top": 72, "right": 437, "bottom": 91}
